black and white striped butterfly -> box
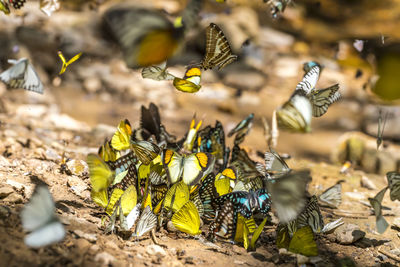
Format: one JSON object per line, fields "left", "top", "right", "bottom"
{"left": 201, "top": 23, "right": 237, "bottom": 70}
{"left": 133, "top": 206, "right": 157, "bottom": 237}
{"left": 0, "top": 58, "right": 43, "bottom": 94}
{"left": 20, "top": 185, "right": 65, "bottom": 248}
{"left": 295, "top": 63, "right": 341, "bottom": 117}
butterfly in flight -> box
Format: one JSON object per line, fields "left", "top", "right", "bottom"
{"left": 58, "top": 51, "right": 82, "bottom": 75}
{"left": 0, "top": 58, "right": 43, "bottom": 94}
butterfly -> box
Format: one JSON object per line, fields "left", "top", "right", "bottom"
{"left": 111, "top": 119, "right": 133, "bottom": 151}
{"left": 276, "top": 94, "right": 312, "bottom": 133}
{"left": 162, "top": 149, "right": 215, "bottom": 186}
{"left": 103, "top": 0, "right": 202, "bottom": 68}
{"left": 295, "top": 196, "right": 324, "bottom": 234}
{"left": 199, "top": 173, "right": 219, "bottom": 221}
{"left": 201, "top": 23, "right": 237, "bottom": 70}
{"left": 140, "top": 102, "right": 176, "bottom": 145}
{"left": 87, "top": 154, "right": 115, "bottom": 193}
{"left": 131, "top": 140, "right": 160, "bottom": 165}
{"left": 40, "top": 0, "right": 60, "bottom": 16}
{"left": 235, "top": 214, "right": 267, "bottom": 251}
{"left": 209, "top": 200, "right": 236, "bottom": 240}
{"left": 141, "top": 61, "right": 176, "bottom": 81}
{"left": 266, "top": 170, "right": 312, "bottom": 223}
{"left": 0, "top": 1, "right": 10, "bottom": 14}
{"left": 20, "top": 185, "right": 65, "bottom": 248}
{"left": 265, "top": 0, "right": 291, "bottom": 18}
{"left": 376, "top": 110, "right": 388, "bottom": 150}
{"left": 196, "top": 120, "right": 226, "bottom": 161}
{"left": 8, "top": 0, "right": 25, "bottom": 9}
{"left": 386, "top": 171, "right": 400, "bottom": 201}
{"left": 183, "top": 115, "right": 203, "bottom": 152}
{"left": 133, "top": 206, "right": 157, "bottom": 237}
{"left": 256, "top": 149, "right": 291, "bottom": 178}
{"left": 261, "top": 111, "right": 279, "bottom": 149}
{"left": 163, "top": 181, "right": 190, "bottom": 213}
{"left": 98, "top": 139, "right": 120, "bottom": 162}
{"left": 57, "top": 51, "right": 82, "bottom": 75}
{"left": 215, "top": 189, "right": 271, "bottom": 220}
{"left": 123, "top": 203, "right": 141, "bottom": 231}
{"left": 171, "top": 201, "right": 201, "bottom": 236}
{"left": 0, "top": 58, "right": 44, "bottom": 94}
{"left": 368, "top": 187, "right": 389, "bottom": 234}
{"left": 228, "top": 113, "right": 254, "bottom": 145}
{"left": 318, "top": 183, "right": 342, "bottom": 209}
{"left": 173, "top": 66, "right": 202, "bottom": 93}
{"left": 214, "top": 167, "right": 237, "bottom": 196}
{"left": 288, "top": 226, "right": 318, "bottom": 256}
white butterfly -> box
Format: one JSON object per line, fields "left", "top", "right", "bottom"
{"left": 20, "top": 185, "right": 65, "bottom": 248}
{"left": 133, "top": 206, "right": 157, "bottom": 237}
{"left": 0, "top": 58, "right": 43, "bottom": 94}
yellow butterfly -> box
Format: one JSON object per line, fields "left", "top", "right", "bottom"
{"left": 0, "top": 1, "right": 10, "bottom": 14}
{"left": 173, "top": 66, "right": 202, "bottom": 93}
{"left": 183, "top": 115, "right": 202, "bottom": 152}
{"left": 162, "top": 149, "right": 215, "bottom": 186}
{"left": 163, "top": 181, "right": 189, "bottom": 213}
{"left": 87, "top": 154, "right": 114, "bottom": 192}
{"left": 288, "top": 226, "right": 318, "bottom": 256}
{"left": 215, "top": 167, "right": 237, "bottom": 196}
{"left": 235, "top": 214, "right": 256, "bottom": 243}
{"left": 171, "top": 201, "right": 201, "bottom": 236}
{"left": 98, "top": 140, "right": 120, "bottom": 162}
{"left": 111, "top": 119, "right": 133, "bottom": 151}
{"left": 106, "top": 185, "right": 137, "bottom": 216}
{"left": 58, "top": 51, "right": 82, "bottom": 75}
{"left": 131, "top": 140, "right": 160, "bottom": 165}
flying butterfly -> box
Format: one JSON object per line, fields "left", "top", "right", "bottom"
{"left": 266, "top": 170, "right": 312, "bottom": 223}
{"left": 133, "top": 206, "right": 157, "bottom": 237}
{"left": 103, "top": 0, "right": 202, "bottom": 68}
{"left": 173, "top": 66, "right": 202, "bottom": 93}
{"left": 201, "top": 23, "right": 237, "bottom": 70}
{"left": 386, "top": 171, "right": 400, "bottom": 201}
{"left": 276, "top": 94, "right": 312, "bottom": 133}
{"left": 162, "top": 149, "right": 215, "bottom": 186}
{"left": 171, "top": 201, "right": 201, "bottom": 236}
{"left": 376, "top": 110, "right": 388, "bottom": 150}
{"left": 0, "top": 58, "right": 44, "bottom": 94}
{"left": 368, "top": 187, "right": 389, "bottom": 234}
{"left": 141, "top": 61, "right": 176, "bottom": 81}
{"left": 20, "top": 185, "right": 65, "bottom": 248}
{"left": 57, "top": 51, "right": 82, "bottom": 75}
{"left": 318, "top": 183, "right": 342, "bottom": 209}
{"left": 256, "top": 149, "right": 291, "bottom": 178}
{"left": 40, "top": 0, "right": 60, "bottom": 16}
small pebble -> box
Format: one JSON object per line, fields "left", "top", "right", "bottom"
{"left": 146, "top": 244, "right": 167, "bottom": 258}
{"left": 94, "top": 252, "right": 115, "bottom": 265}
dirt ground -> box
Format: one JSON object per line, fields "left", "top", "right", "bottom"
{"left": 1, "top": 0, "right": 400, "bottom": 266}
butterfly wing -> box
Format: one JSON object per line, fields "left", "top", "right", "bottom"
{"left": 250, "top": 217, "right": 267, "bottom": 250}
{"left": 162, "top": 149, "right": 183, "bottom": 184}
{"left": 171, "top": 201, "right": 201, "bottom": 235}
{"left": 318, "top": 183, "right": 342, "bottom": 208}
{"left": 295, "top": 65, "right": 321, "bottom": 95}
{"left": 24, "top": 221, "right": 65, "bottom": 248}
{"left": 264, "top": 149, "right": 290, "bottom": 176}
{"left": 296, "top": 196, "right": 324, "bottom": 233}
{"left": 173, "top": 77, "right": 201, "bottom": 93}
{"left": 308, "top": 84, "right": 341, "bottom": 117}
{"left": 266, "top": 170, "right": 311, "bottom": 223}
{"left": 164, "top": 181, "right": 190, "bottom": 213}
{"left": 131, "top": 140, "right": 160, "bottom": 165}
{"left": 182, "top": 152, "right": 215, "bottom": 186}
{"left": 386, "top": 171, "right": 400, "bottom": 201}
{"left": 87, "top": 154, "right": 115, "bottom": 192}
{"left": 135, "top": 206, "right": 157, "bottom": 237}
{"left": 288, "top": 226, "right": 318, "bottom": 256}
{"left": 368, "top": 187, "right": 389, "bottom": 234}
{"left": 126, "top": 204, "right": 141, "bottom": 229}
{"left": 141, "top": 63, "right": 176, "bottom": 81}
{"left": 276, "top": 95, "right": 312, "bottom": 133}
{"left": 202, "top": 23, "right": 237, "bottom": 70}
{"left": 111, "top": 119, "right": 132, "bottom": 151}
{"left": 21, "top": 186, "right": 56, "bottom": 232}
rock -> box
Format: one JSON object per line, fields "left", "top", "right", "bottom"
{"left": 94, "top": 252, "right": 115, "bottom": 265}
{"left": 16, "top": 105, "right": 48, "bottom": 118}
{"left": 90, "top": 244, "right": 100, "bottom": 253}
{"left": 6, "top": 179, "right": 26, "bottom": 191}
{"left": 146, "top": 244, "right": 167, "bottom": 258}
{"left": 0, "top": 186, "right": 14, "bottom": 198}
{"left": 83, "top": 77, "right": 102, "bottom": 93}
{"left": 45, "top": 149, "right": 61, "bottom": 162}
{"left": 3, "top": 192, "right": 23, "bottom": 203}
{"left": 390, "top": 249, "right": 400, "bottom": 256}
{"left": 335, "top": 224, "right": 365, "bottom": 244}
{"left": 296, "top": 254, "right": 310, "bottom": 265}
{"left": 344, "top": 191, "right": 366, "bottom": 201}
{"left": 74, "top": 238, "right": 91, "bottom": 253}
{"left": 106, "top": 240, "right": 119, "bottom": 251}
{"left": 393, "top": 217, "right": 400, "bottom": 229}
{"left": 67, "top": 176, "right": 88, "bottom": 197}
{"left": 360, "top": 176, "right": 377, "bottom": 190}
{"left": 45, "top": 113, "right": 91, "bottom": 132}
{"left": 66, "top": 159, "right": 89, "bottom": 176}
{"left": 0, "top": 156, "right": 10, "bottom": 168}
{"left": 223, "top": 69, "right": 266, "bottom": 91}
{"left": 73, "top": 229, "right": 97, "bottom": 243}
{"left": 0, "top": 206, "right": 11, "bottom": 218}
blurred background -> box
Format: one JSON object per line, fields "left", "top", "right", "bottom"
{"left": 1, "top": 0, "right": 400, "bottom": 169}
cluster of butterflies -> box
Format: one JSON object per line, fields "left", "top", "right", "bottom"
{"left": 81, "top": 103, "right": 345, "bottom": 254}
{"left": 276, "top": 61, "right": 341, "bottom": 133}
{"left": 140, "top": 22, "right": 237, "bottom": 93}
{"left": 368, "top": 171, "right": 400, "bottom": 234}
{"left": 0, "top": 0, "right": 60, "bottom": 16}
